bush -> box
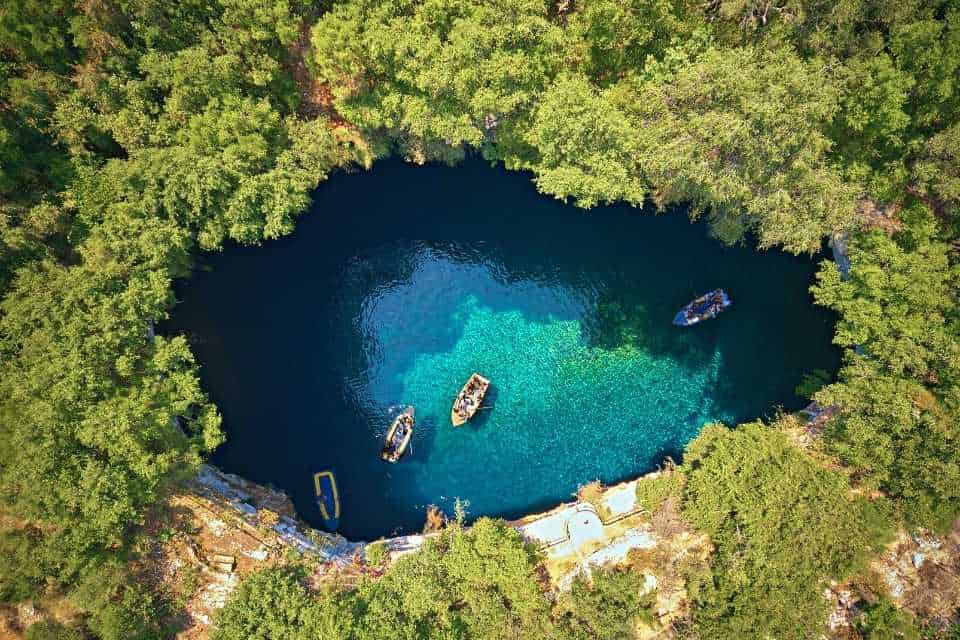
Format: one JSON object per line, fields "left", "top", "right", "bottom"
{"left": 855, "top": 598, "right": 921, "bottom": 640}
{"left": 69, "top": 563, "right": 168, "bottom": 640}
{"left": 24, "top": 621, "right": 85, "bottom": 640}
{"left": 212, "top": 566, "right": 350, "bottom": 640}
{"left": 0, "top": 530, "right": 47, "bottom": 603}
{"left": 682, "top": 422, "right": 893, "bottom": 639}
{"left": 812, "top": 229, "right": 960, "bottom": 530}
{"left": 555, "top": 567, "right": 655, "bottom": 640}
{"left": 216, "top": 519, "right": 556, "bottom": 640}
{"left": 364, "top": 541, "right": 388, "bottom": 567}
{"left": 635, "top": 467, "right": 684, "bottom": 514}
{"left": 795, "top": 368, "right": 833, "bottom": 399}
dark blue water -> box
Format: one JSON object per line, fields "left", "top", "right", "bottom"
{"left": 168, "top": 158, "right": 839, "bottom": 540}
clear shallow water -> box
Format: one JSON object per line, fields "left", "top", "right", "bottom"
{"left": 167, "top": 158, "right": 840, "bottom": 540}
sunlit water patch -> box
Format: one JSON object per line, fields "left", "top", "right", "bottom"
{"left": 361, "top": 258, "right": 729, "bottom": 520}
{"left": 167, "top": 158, "right": 840, "bottom": 539}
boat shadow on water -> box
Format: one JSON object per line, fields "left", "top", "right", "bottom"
{"left": 581, "top": 295, "right": 721, "bottom": 372}
{"left": 402, "top": 414, "right": 440, "bottom": 465}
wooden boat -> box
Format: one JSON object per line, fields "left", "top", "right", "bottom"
{"left": 313, "top": 470, "right": 340, "bottom": 530}
{"left": 450, "top": 373, "right": 491, "bottom": 426}
{"left": 381, "top": 407, "right": 415, "bottom": 463}
{"left": 673, "top": 289, "right": 731, "bottom": 327}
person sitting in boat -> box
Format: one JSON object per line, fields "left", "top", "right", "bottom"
{"left": 710, "top": 293, "right": 724, "bottom": 313}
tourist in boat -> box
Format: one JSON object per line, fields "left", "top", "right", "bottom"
{"left": 674, "top": 289, "right": 732, "bottom": 326}
{"left": 451, "top": 373, "right": 491, "bottom": 426}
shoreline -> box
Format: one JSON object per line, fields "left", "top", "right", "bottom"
{"left": 194, "top": 231, "right": 855, "bottom": 555}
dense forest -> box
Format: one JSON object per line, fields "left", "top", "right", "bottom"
{"left": 1, "top": 0, "right": 959, "bottom": 638}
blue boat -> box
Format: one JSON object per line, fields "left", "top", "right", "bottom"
{"left": 673, "top": 289, "right": 731, "bottom": 327}
{"left": 313, "top": 470, "right": 340, "bottom": 530}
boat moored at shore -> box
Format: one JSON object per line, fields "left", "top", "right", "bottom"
{"left": 313, "top": 470, "right": 340, "bottom": 531}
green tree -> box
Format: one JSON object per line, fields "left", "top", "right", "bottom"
{"left": 830, "top": 54, "right": 914, "bottom": 200}
{"left": 212, "top": 567, "right": 351, "bottom": 640}
{"left": 913, "top": 123, "right": 960, "bottom": 221}
{"left": 0, "top": 529, "right": 47, "bottom": 603}
{"left": 855, "top": 597, "right": 921, "bottom": 640}
{"left": 563, "top": 0, "right": 693, "bottom": 84}
{"left": 617, "top": 46, "right": 859, "bottom": 253}
{"left": 555, "top": 567, "right": 655, "bottom": 640}
{"left": 69, "top": 561, "right": 169, "bottom": 640}
{"left": 890, "top": 11, "right": 960, "bottom": 131}
{"left": 682, "top": 422, "right": 891, "bottom": 639}
{"left": 702, "top": 0, "right": 924, "bottom": 59}
{"left": 0, "top": 0, "right": 78, "bottom": 71}
{"left": 353, "top": 518, "right": 557, "bottom": 639}
{"left": 812, "top": 225, "right": 960, "bottom": 528}
{"left": 24, "top": 620, "right": 85, "bottom": 640}
{"left": 310, "top": 0, "right": 564, "bottom": 160}
{"left": 519, "top": 74, "right": 645, "bottom": 208}
{"left": 215, "top": 520, "right": 559, "bottom": 639}
{"left": 0, "top": 210, "right": 222, "bottom": 629}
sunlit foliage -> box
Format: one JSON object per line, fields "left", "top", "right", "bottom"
{"left": 2, "top": 0, "right": 960, "bottom": 636}
{"left": 682, "top": 422, "right": 893, "bottom": 639}
{"left": 813, "top": 222, "right": 960, "bottom": 529}
{"left": 215, "top": 519, "right": 560, "bottom": 640}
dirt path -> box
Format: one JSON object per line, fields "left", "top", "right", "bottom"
{"left": 286, "top": 20, "right": 347, "bottom": 125}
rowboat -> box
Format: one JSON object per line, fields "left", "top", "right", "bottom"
{"left": 673, "top": 289, "right": 731, "bottom": 327}
{"left": 313, "top": 470, "right": 340, "bottom": 530}
{"left": 381, "top": 407, "right": 415, "bottom": 463}
{"left": 451, "top": 373, "right": 490, "bottom": 426}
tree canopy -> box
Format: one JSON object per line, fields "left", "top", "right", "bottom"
{"left": 681, "top": 422, "right": 892, "bottom": 638}
{"left": 812, "top": 221, "right": 960, "bottom": 528}
{"left": 214, "top": 520, "right": 567, "bottom": 640}
{"left": 2, "top": 0, "right": 960, "bottom": 637}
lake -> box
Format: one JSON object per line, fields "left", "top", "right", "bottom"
{"left": 168, "top": 158, "right": 840, "bottom": 540}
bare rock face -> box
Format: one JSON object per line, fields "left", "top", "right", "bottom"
{"left": 194, "top": 465, "right": 297, "bottom": 519}
{"left": 141, "top": 466, "right": 367, "bottom": 639}
{"left": 829, "top": 232, "right": 852, "bottom": 281}
{"left": 824, "top": 584, "right": 860, "bottom": 633}
{"left": 874, "top": 524, "right": 960, "bottom": 624}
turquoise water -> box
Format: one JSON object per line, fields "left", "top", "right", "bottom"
{"left": 167, "top": 158, "right": 839, "bottom": 539}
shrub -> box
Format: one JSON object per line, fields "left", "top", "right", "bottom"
{"left": 555, "top": 566, "right": 655, "bottom": 640}
{"left": 855, "top": 598, "right": 921, "bottom": 640}
{"left": 24, "top": 621, "right": 85, "bottom": 640}
{"left": 0, "top": 529, "right": 46, "bottom": 603}
{"left": 364, "top": 541, "right": 388, "bottom": 567}
{"left": 635, "top": 467, "right": 684, "bottom": 514}
{"left": 682, "top": 422, "right": 894, "bottom": 639}
{"left": 212, "top": 567, "right": 350, "bottom": 640}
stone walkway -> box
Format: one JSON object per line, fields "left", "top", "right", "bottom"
{"left": 511, "top": 478, "right": 658, "bottom": 589}
{"left": 196, "top": 464, "right": 658, "bottom": 588}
